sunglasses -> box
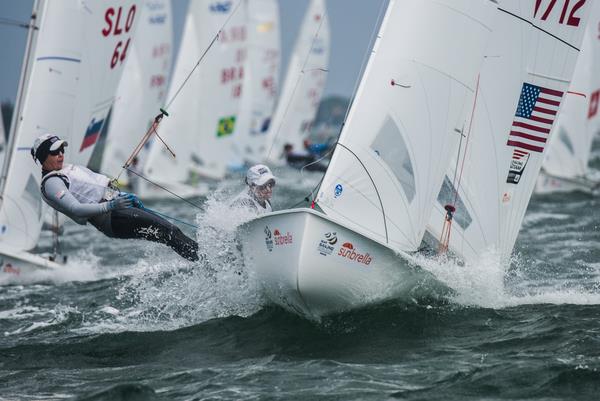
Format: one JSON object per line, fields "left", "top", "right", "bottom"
{"left": 256, "top": 181, "right": 275, "bottom": 191}
{"left": 48, "top": 146, "right": 65, "bottom": 156}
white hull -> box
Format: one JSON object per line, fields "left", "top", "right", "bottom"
{"left": 238, "top": 209, "right": 439, "bottom": 318}
{"left": 0, "top": 245, "right": 64, "bottom": 280}
{"left": 535, "top": 170, "right": 599, "bottom": 195}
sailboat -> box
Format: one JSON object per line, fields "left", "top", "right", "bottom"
{"left": 99, "top": 0, "right": 176, "bottom": 199}
{"left": 535, "top": 0, "right": 600, "bottom": 195}
{"left": 0, "top": 0, "right": 141, "bottom": 277}
{"left": 230, "top": 0, "right": 281, "bottom": 167}
{"left": 263, "top": 0, "right": 330, "bottom": 165}
{"left": 238, "top": 0, "right": 497, "bottom": 318}
{"left": 426, "top": 1, "right": 592, "bottom": 265}
{"left": 143, "top": 0, "right": 247, "bottom": 188}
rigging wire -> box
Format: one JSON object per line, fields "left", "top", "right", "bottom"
{"left": 295, "top": 0, "right": 389, "bottom": 208}
{"left": 438, "top": 74, "right": 481, "bottom": 254}
{"left": 265, "top": 5, "right": 329, "bottom": 161}
{"left": 113, "top": 0, "right": 244, "bottom": 200}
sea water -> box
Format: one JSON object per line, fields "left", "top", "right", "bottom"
{"left": 0, "top": 159, "right": 599, "bottom": 400}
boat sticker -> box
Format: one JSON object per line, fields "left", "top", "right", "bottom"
{"left": 317, "top": 232, "right": 337, "bottom": 256}
{"left": 80, "top": 117, "right": 105, "bottom": 151}
{"left": 506, "top": 82, "right": 563, "bottom": 154}
{"left": 217, "top": 115, "right": 236, "bottom": 138}
{"left": 334, "top": 184, "right": 343, "bottom": 198}
{"left": 337, "top": 242, "right": 373, "bottom": 266}
{"left": 506, "top": 149, "right": 530, "bottom": 184}
{"left": 264, "top": 226, "right": 273, "bottom": 252}
{"left": 3, "top": 262, "right": 20, "bottom": 276}
{"left": 273, "top": 229, "right": 293, "bottom": 246}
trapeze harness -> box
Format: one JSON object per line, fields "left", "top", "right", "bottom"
{"left": 40, "top": 164, "right": 199, "bottom": 261}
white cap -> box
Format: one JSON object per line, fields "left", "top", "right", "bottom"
{"left": 31, "top": 134, "right": 68, "bottom": 162}
{"left": 246, "top": 164, "right": 276, "bottom": 186}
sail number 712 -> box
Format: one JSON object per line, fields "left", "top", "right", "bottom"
{"left": 534, "top": 0, "right": 586, "bottom": 26}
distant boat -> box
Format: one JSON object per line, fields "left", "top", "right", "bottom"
{"left": 263, "top": 0, "right": 330, "bottom": 165}
{"left": 231, "top": 0, "right": 281, "bottom": 167}
{"left": 99, "top": 0, "right": 180, "bottom": 199}
{"left": 239, "top": 0, "right": 497, "bottom": 318}
{"left": 0, "top": 0, "right": 141, "bottom": 278}
{"left": 536, "top": 0, "right": 600, "bottom": 195}
{"left": 426, "top": 0, "right": 593, "bottom": 265}
{"left": 143, "top": 0, "right": 247, "bottom": 186}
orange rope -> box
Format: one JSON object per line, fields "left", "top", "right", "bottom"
{"left": 439, "top": 74, "right": 480, "bottom": 255}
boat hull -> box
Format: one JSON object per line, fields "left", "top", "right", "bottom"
{"left": 0, "top": 245, "right": 64, "bottom": 282}
{"left": 535, "top": 171, "right": 598, "bottom": 195}
{"left": 238, "top": 209, "right": 437, "bottom": 318}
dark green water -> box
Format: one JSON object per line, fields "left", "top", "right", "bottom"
{"left": 1, "top": 164, "right": 599, "bottom": 401}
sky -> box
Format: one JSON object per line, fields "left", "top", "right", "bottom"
{"left": 0, "top": 0, "right": 388, "bottom": 105}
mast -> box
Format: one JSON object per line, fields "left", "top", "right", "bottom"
{"left": 0, "top": 0, "right": 43, "bottom": 206}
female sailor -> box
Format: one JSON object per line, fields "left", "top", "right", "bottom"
{"left": 31, "top": 134, "right": 199, "bottom": 261}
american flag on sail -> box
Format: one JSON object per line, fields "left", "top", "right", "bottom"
{"left": 506, "top": 82, "right": 564, "bottom": 153}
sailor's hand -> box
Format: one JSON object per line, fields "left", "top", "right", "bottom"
{"left": 108, "top": 193, "right": 135, "bottom": 210}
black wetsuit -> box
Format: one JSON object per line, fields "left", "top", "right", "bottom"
{"left": 41, "top": 169, "right": 199, "bottom": 261}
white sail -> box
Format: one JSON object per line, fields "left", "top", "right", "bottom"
{"left": 0, "top": 0, "right": 141, "bottom": 251}
{"left": 427, "top": 0, "right": 592, "bottom": 264}
{"left": 537, "top": 0, "right": 600, "bottom": 188}
{"left": 144, "top": 0, "right": 247, "bottom": 182}
{"left": 316, "top": 0, "right": 497, "bottom": 252}
{"left": 100, "top": 0, "right": 173, "bottom": 183}
{"left": 264, "top": 0, "right": 329, "bottom": 164}
{"left": 231, "top": 0, "right": 280, "bottom": 165}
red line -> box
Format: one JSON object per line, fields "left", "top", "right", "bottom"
{"left": 537, "top": 97, "right": 560, "bottom": 107}
{"left": 567, "top": 90, "right": 587, "bottom": 98}
{"left": 507, "top": 140, "right": 544, "bottom": 153}
{"left": 540, "top": 87, "right": 564, "bottom": 97}
{"left": 512, "top": 121, "right": 550, "bottom": 133}
{"left": 529, "top": 115, "right": 554, "bottom": 125}
{"left": 533, "top": 106, "right": 557, "bottom": 116}
{"left": 510, "top": 130, "right": 547, "bottom": 143}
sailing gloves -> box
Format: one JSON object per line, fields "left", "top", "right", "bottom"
{"left": 108, "top": 193, "right": 143, "bottom": 210}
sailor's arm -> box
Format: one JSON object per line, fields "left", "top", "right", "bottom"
{"left": 42, "top": 176, "right": 110, "bottom": 218}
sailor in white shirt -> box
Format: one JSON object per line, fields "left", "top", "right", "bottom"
{"left": 231, "top": 164, "right": 276, "bottom": 214}
{"left": 31, "top": 134, "right": 199, "bottom": 261}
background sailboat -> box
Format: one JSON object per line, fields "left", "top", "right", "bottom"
{"left": 240, "top": 0, "right": 497, "bottom": 318}
{"left": 263, "top": 0, "right": 330, "bottom": 165}
{"left": 143, "top": 0, "right": 247, "bottom": 187}
{"left": 99, "top": 0, "right": 173, "bottom": 197}
{"left": 536, "top": 0, "right": 600, "bottom": 194}
{"left": 426, "top": 0, "right": 592, "bottom": 265}
{"left": 230, "top": 0, "right": 281, "bottom": 167}
{"left": 0, "top": 0, "right": 141, "bottom": 276}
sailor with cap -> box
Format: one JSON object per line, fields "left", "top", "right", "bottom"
{"left": 31, "top": 134, "right": 199, "bottom": 261}
{"left": 230, "top": 164, "right": 276, "bottom": 214}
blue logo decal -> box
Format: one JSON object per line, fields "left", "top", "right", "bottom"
{"left": 210, "top": 1, "right": 232, "bottom": 13}
{"left": 334, "top": 184, "right": 343, "bottom": 198}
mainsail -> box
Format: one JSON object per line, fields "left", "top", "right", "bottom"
{"left": 232, "top": 0, "right": 280, "bottom": 165}
{"left": 539, "top": 0, "right": 600, "bottom": 184}
{"left": 0, "top": 0, "right": 140, "bottom": 251}
{"left": 264, "top": 0, "right": 330, "bottom": 164}
{"left": 316, "top": 0, "right": 497, "bottom": 252}
{"left": 427, "top": 0, "right": 592, "bottom": 264}
{"left": 143, "top": 0, "right": 247, "bottom": 182}
{"left": 100, "top": 0, "right": 173, "bottom": 183}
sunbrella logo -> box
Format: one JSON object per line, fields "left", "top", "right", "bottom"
{"left": 317, "top": 232, "right": 337, "bottom": 256}
{"left": 337, "top": 242, "right": 373, "bottom": 265}
{"left": 264, "top": 226, "right": 273, "bottom": 252}
{"left": 273, "top": 229, "right": 293, "bottom": 246}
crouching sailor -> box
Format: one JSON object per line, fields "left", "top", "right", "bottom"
{"left": 31, "top": 134, "right": 199, "bottom": 261}
{"left": 230, "top": 164, "right": 276, "bottom": 214}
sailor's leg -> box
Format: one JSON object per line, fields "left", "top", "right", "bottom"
{"left": 109, "top": 208, "right": 199, "bottom": 261}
